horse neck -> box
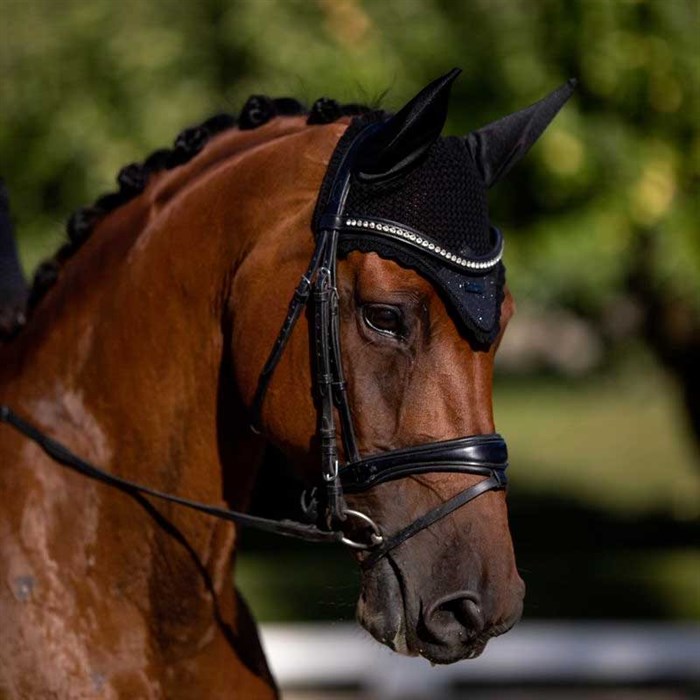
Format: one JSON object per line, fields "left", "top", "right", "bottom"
{"left": 7, "top": 117, "right": 324, "bottom": 493}
{"left": 0, "top": 119, "right": 327, "bottom": 662}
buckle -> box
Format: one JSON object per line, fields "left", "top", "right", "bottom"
{"left": 323, "top": 458, "right": 339, "bottom": 482}
{"left": 300, "top": 488, "right": 319, "bottom": 521}
{"left": 293, "top": 276, "right": 312, "bottom": 303}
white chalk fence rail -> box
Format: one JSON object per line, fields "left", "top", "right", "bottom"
{"left": 260, "top": 621, "right": 700, "bottom": 698}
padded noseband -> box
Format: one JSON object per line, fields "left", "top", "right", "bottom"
{"left": 339, "top": 434, "right": 508, "bottom": 493}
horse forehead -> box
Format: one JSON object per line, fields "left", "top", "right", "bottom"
{"left": 348, "top": 252, "right": 436, "bottom": 298}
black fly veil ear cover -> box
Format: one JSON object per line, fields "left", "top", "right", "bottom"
{"left": 313, "top": 71, "right": 575, "bottom": 345}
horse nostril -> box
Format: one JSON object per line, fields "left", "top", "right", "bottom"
{"left": 422, "top": 591, "right": 485, "bottom": 645}
{"left": 441, "top": 595, "right": 484, "bottom": 632}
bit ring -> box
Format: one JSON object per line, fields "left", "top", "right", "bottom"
{"left": 339, "top": 509, "right": 383, "bottom": 550}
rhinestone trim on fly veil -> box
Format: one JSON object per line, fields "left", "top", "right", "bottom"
{"left": 342, "top": 218, "right": 503, "bottom": 271}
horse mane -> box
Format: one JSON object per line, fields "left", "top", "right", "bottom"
{"left": 19, "top": 94, "right": 374, "bottom": 329}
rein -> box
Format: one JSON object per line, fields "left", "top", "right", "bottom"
{"left": 0, "top": 405, "right": 341, "bottom": 544}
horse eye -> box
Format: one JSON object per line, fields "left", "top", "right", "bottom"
{"left": 362, "top": 304, "right": 404, "bottom": 337}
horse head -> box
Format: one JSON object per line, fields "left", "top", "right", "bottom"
{"left": 0, "top": 69, "right": 574, "bottom": 693}
{"left": 236, "top": 70, "right": 574, "bottom": 663}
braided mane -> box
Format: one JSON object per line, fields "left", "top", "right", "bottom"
{"left": 26, "top": 95, "right": 373, "bottom": 315}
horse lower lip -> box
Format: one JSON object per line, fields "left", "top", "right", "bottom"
{"left": 418, "top": 637, "right": 489, "bottom": 665}
{"left": 464, "top": 638, "right": 489, "bottom": 659}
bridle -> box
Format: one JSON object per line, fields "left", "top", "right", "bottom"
{"left": 0, "top": 122, "right": 508, "bottom": 568}
{"left": 249, "top": 121, "right": 508, "bottom": 566}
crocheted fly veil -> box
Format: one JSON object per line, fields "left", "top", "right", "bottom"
{"left": 313, "top": 68, "right": 575, "bottom": 345}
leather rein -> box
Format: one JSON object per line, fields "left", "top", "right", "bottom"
{"left": 0, "top": 122, "right": 508, "bottom": 568}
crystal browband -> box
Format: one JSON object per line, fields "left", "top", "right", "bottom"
{"left": 340, "top": 217, "right": 503, "bottom": 271}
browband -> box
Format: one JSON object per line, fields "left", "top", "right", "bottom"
{"left": 339, "top": 218, "right": 503, "bottom": 272}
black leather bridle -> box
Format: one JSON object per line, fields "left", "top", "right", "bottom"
{"left": 250, "top": 122, "right": 509, "bottom": 566}
{"left": 0, "top": 123, "right": 508, "bottom": 568}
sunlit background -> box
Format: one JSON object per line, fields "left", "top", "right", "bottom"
{"left": 1, "top": 0, "right": 698, "bottom": 698}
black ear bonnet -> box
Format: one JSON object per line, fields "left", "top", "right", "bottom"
{"left": 312, "top": 69, "right": 576, "bottom": 346}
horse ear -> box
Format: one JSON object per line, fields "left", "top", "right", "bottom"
{"left": 356, "top": 68, "right": 461, "bottom": 180}
{"left": 465, "top": 79, "right": 577, "bottom": 188}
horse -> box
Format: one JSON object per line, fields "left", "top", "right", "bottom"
{"left": 0, "top": 69, "right": 574, "bottom": 698}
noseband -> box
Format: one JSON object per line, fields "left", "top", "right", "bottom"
{"left": 0, "top": 123, "right": 508, "bottom": 568}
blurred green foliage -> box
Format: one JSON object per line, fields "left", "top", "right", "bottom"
{"left": 1, "top": 0, "right": 698, "bottom": 315}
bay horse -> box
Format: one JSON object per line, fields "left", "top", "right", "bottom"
{"left": 0, "top": 70, "right": 574, "bottom": 698}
